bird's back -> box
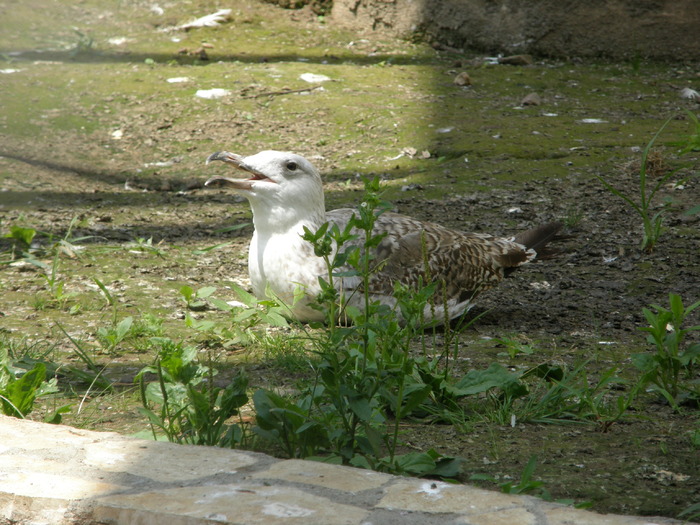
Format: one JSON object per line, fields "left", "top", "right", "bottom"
{"left": 325, "top": 209, "right": 559, "bottom": 323}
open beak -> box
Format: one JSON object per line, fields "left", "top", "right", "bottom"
{"left": 205, "top": 151, "right": 273, "bottom": 189}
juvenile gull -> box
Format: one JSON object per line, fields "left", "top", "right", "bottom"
{"left": 205, "top": 150, "right": 561, "bottom": 324}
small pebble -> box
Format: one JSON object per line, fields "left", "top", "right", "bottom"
{"left": 453, "top": 71, "right": 472, "bottom": 86}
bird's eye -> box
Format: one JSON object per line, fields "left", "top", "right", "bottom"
{"left": 286, "top": 161, "right": 298, "bottom": 171}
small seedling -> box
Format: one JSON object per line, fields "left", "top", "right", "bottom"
{"left": 4, "top": 224, "right": 36, "bottom": 254}
{"left": 96, "top": 317, "right": 135, "bottom": 354}
{"left": 42, "top": 251, "right": 77, "bottom": 308}
{"left": 180, "top": 285, "right": 216, "bottom": 311}
{"left": 127, "top": 237, "right": 167, "bottom": 258}
{"left": 2, "top": 223, "right": 45, "bottom": 268}
{"left": 632, "top": 293, "right": 700, "bottom": 408}
{"left": 596, "top": 113, "right": 694, "bottom": 252}
{"left": 70, "top": 28, "right": 94, "bottom": 56}
{"left": 495, "top": 336, "right": 536, "bottom": 358}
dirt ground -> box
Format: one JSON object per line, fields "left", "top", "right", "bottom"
{"left": 1, "top": 0, "right": 699, "bottom": 520}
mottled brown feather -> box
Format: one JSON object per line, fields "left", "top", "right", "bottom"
{"left": 326, "top": 209, "right": 561, "bottom": 309}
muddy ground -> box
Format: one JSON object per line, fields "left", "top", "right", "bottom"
{"left": 1, "top": 0, "right": 699, "bottom": 520}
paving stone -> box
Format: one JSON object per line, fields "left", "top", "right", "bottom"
{"left": 84, "top": 438, "right": 259, "bottom": 482}
{"left": 377, "top": 478, "right": 523, "bottom": 514}
{"left": 92, "top": 483, "right": 369, "bottom": 524}
{"left": 1, "top": 493, "right": 72, "bottom": 525}
{"left": 0, "top": 417, "right": 118, "bottom": 450}
{"left": 0, "top": 468, "right": 122, "bottom": 500}
{"left": 543, "top": 505, "right": 676, "bottom": 525}
{"left": 0, "top": 416, "right": 691, "bottom": 525}
{"left": 0, "top": 455, "right": 76, "bottom": 477}
{"left": 252, "top": 459, "right": 392, "bottom": 493}
{"left": 461, "top": 506, "right": 539, "bottom": 525}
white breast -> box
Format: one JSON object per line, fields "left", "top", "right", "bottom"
{"left": 249, "top": 228, "right": 328, "bottom": 321}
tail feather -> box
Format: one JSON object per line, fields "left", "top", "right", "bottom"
{"left": 514, "top": 222, "right": 564, "bottom": 257}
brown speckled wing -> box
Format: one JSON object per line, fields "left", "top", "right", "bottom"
{"left": 372, "top": 214, "right": 534, "bottom": 300}
{"left": 326, "top": 209, "right": 538, "bottom": 303}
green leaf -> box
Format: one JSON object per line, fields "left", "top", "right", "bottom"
{"left": 191, "top": 240, "right": 234, "bottom": 255}
{"left": 6, "top": 225, "right": 36, "bottom": 248}
{"left": 396, "top": 383, "right": 431, "bottom": 418}
{"left": 230, "top": 283, "right": 258, "bottom": 308}
{"left": 680, "top": 343, "right": 700, "bottom": 366}
{"left": 684, "top": 204, "right": 700, "bottom": 216}
{"left": 209, "top": 297, "right": 234, "bottom": 312}
{"left": 678, "top": 502, "right": 700, "bottom": 520}
{"left": 45, "top": 404, "right": 72, "bottom": 424}
{"left": 93, "top": 277, "right": 115, "bottom": 305}
{"left": 452, "top": 363, "right": 525, "bottom": 398}
{"left": 179, "top": 285, "right": 194, "bottom": 302}
{"left": 631, "top": 352, "right": 656, "bottom": 373}
{"left": 392, "top": 451, "right": 437, "bottom": 476}
{"left": 0, "top": 363, "right": 46, "bottom": 417}
{"left": 115, "top": 316, "right": 134, "bottom": 339}
{"left": 429, "top": 453, "right": 466, "bottom": 478}
{"left": 348, "top": 396, "right": 373, "bottom": 422}
{"left": 196, "top": 286, "right": 217, "bottom": 299}
{"left": 470, "top": 472, "right": 497, "bottom": 483}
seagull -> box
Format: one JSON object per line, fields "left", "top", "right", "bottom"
{"left": 205, "top": 150, "right": 561, "bottom": 325}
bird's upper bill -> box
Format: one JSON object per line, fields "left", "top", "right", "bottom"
{"left": 204, "top": 151, "right": 274, "bottom": 190}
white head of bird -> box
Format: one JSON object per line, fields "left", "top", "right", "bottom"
{"left": 206, "top": 150, "right": 326, "bottom": 235}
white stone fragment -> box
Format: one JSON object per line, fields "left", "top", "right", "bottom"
{"left": 300, "top": 73, "right": 331, "bottom": 83}
{"left": 195, "top": 88, "right": 231, "bottom": 99}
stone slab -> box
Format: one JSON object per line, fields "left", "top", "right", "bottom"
{"left": 0, "top": 416, "right": 692, "bottom": 525}
{"left": 92, "top": 484, "right": 369, "bottom": 525}
{"left": 252, "top": 458, "right": 392, "bottom": 493}
{"left": 377, "top": 478, "right": 524, "bottom": 514}
{"left": 83, "top": 438, "right": 259, "bottom": 482}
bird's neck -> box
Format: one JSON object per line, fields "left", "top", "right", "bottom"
{"left": 249, "top": 201, "right": 327, "bottom": 239}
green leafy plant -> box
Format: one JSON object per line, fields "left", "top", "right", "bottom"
{"left": 52, "top": 322, "right": 110, "bottom": 389}
{"left": 495, "top": 336, "right": 536, "bottom": 358}
{"left": 595, "top": 115, "right": 689, "bottom": 252}
{"left": 632, "top": 293, "right": 700, "bottom": 408}
{"left": 464, "top": 358, "right": 645, "bottom": 432}
{"left": 0, "top": 335, "right": 74, "bottom": 423}
{"left": 4, "top": 224, "right": 36, "bottom": 256}
{"left": 253, "top": 388, "right": 329, "bottom": 458}
{"left": 674, "top": 111, "right": 700, "bottom": 154}
{"left": 189, "top": 283, "right": 291, "bottom": 347}
{"left": 180, "top": 285, "right": 217, "bottom": 311}
{"left": 136, "top": 339, "right": 249, "bottom": 447}
{"left": 531, "top": 362, "right": 641, "bottom": 432}
{"left": 0, "top": 355, "right": 58, "bottom": 418}
{"left": 1, "top": 223, "right": 46, "bottom": 268}
{"left": 472, "top": 455, "right": 547, "bottom": 496}
{"left": 70, "top": 28, "right": 94, "bottom": 57}
{"left": 42, "top": 251, "right": 77, "bottom": 308}
{"left": 96, "top": 316, "right": 135, "bottom": 354}
{"left": 127, "top": 237, "right": 167, "bottom": 258}
{"left": 691, "top": 428, "right": 700, "bottom": 448}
